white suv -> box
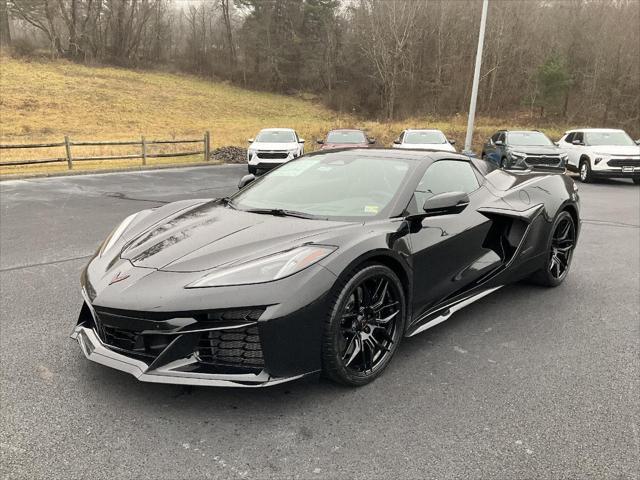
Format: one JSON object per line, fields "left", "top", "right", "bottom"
{"left": 558, "top": 128, "right": 640, "bottom": 184}
{"left": 392, "top": 129, "right": 456, "bottom": 152}
{"left": 247, "top": 128, "right": 305, "bottom": 174}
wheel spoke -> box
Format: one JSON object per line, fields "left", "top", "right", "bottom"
{"left": 343, "top": 334, "right": 361, "bottom": 366}
{"left": 370, "top": 335, "right": 390, "bottom": 353}
{"left": 371, "top": 310, "right": 398, "bottom": 326}
{"left": 374, "top": 326, "right": 395, "bottom": 344}
{"left": 371, "top": 279, "right": 388, "bottom": 310}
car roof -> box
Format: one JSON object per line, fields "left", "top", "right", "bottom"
{"left": 327, "top": 128, "right": 366, "bottom": 133}
{"left": 502, "top": 130, "right": 542, "bottom": 134}
{"left": 404, "top": 128, "right": 444, "bottom": 132}
{"left": 306, "top": 147, "right": 469, "bottom": 162}
{"left": 258, "top": 128, "right": 296, "bottom": 132}
{"left": 564, "top": 128, "right": 625, "bottom": 133}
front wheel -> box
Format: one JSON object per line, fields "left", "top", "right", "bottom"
{"left": 579, "top": 160, "right": 593, "bottom": 183}
{"left": 529, "top": 211, "right": 577, "bottom": 287}
{"left": 322, "top": 264, "right": 406, "bottom": 386}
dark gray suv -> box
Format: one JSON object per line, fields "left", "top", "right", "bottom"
{"left": 481, "top": 130, "right": 567, "bottom": 169}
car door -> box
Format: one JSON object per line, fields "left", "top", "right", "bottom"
{"left": 559, "top": 132, "right": 576, "bottom": 168}
{"left": 483, "top": 132, "right": 499, "bottom": 162}
{"left": 565, "top": 132, "right": 584, "bottom": 168}
{"left": 407, "top": 160, "right": 502, "bottom": 318}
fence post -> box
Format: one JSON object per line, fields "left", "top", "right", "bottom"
{"left": 204, "top": 131, "right": 211, "bottom": 161}
{"left": 141, "top": 135, "right": 147, "bottom": 165}
{"left": 64, "top": 135, "right": 73, "bottom": 170}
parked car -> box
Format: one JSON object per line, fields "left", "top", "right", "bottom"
{"left": 482, "top": 130, "right": 567, "bottom": 169}
{"left": 557, "top": 128, "right": 640, "bottom": 184}
{"left": 247, "top": 128, "right": 305, "bottom": 174}
{"left": 318, "top": 129, "right": 375, "bottom": 150}
{"left": 392, "top": 129, "right": 456, "bottom": 152}
{"left": 73, "top": 149, "right": 580, "bottom": 387}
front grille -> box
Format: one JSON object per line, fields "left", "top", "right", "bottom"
{"left": 525, "top": 156, "right": 561, "bottom": 166}
{"left": 608, "top": 158, "right": 640, "bottom": 167}
{"left": 197, "top": 325, "right": 264, "bottom": 371}
{"left": 257, "top": 151, "right": 288, "bottom": 160}
{"left": 93, "top": 307, "right": 265, "bottom": 361}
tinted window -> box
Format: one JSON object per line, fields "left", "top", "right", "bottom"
{"left": 574, "top": 132, "right": 584, "bottom": 144}
{"left": 255, "top": 130, "right": 296, "bottom": 142}
{"left": 232, "top": 154, "right": 415, "bottom": 219}
{"left": 585, "top": 130, "right": 635, "bottom": 146}
{"left": 414, "top": 161, "right": 479, "bottom": 208}
{"left": 498, "top": 132, "right": 506, "bottom": 143}
{"left": 491, "top": 132, "right": 501, "bottom": 142}
{"left": 506, "top": 131, "right": 553, "bottom": 146}
{"left": 565, "top": 132, "right": 575, "bottom": 143}
{"left": 326, "top": 130, "right": 367, "bottom": 144}
{"left": 403, "top": 130, "right": 447, "bottom": 145}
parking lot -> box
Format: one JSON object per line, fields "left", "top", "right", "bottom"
{"left": 1, "top": 165, "right": 638, "bottom": 479}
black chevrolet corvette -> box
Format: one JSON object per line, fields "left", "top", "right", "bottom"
{"left": 73, "top": 149, "right": 580, "bottom": 387}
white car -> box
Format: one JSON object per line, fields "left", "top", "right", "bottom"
{"left": 558, "top": 128, "right": 640, "bottom": 184}
{"left": 392, "top": 129, "right": 456, "bottom": 152}
{"left": 247, "top": 128, "right": 305, "bottom": 174}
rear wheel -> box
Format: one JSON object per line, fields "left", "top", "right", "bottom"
{"left": 579, "top": 159, "right": 593, "bottom": 183}
{"left": 322, "top": 264, "right": 405, "bottom": 386}
{"left": 529, "top": 211, "right": 576, "bottom": 287}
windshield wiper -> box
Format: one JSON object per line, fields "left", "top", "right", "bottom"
{"left": 218, "top": 197, "right": 237, "bottom": 209}
{"left": 241, "top": 208, "right": 319, "bottom": 219}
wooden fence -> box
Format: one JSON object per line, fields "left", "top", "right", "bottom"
{"left": 0, "top": 132, "right": 211, "bottom": 169}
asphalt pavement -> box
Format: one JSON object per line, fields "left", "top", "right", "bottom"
{"left": 1, "top": 165, "right": 638, "bottom": 479}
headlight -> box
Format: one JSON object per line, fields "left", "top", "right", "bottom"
{"left": 185, "top": 245, "right": 337, "bottom": 288}
{"left": 511, "top": 151, "right": 526, "bottom": 158}
{"left": 99, "top": 212, "right": 141, "bottom": 257}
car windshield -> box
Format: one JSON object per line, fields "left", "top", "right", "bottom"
{"left": 232, "top": 154, "right": 415, "bottom": 219}
{"left": 255, "top": 130, "right": 296, "bottom": 143}
{"left": 326, "top": 130, "right": 367, "bottom": 144}
{"left": 585, "top": 131, "right": 635, "bottom": 146}
{"left": 507, "top": 131, "right": 553, "bottom": 146}
{"left": 403, "top": 131, "right": 447, "bottom": 144}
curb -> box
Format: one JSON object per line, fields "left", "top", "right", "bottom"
{"left": 0, "top": 161, "right": 241, "bottom": 181}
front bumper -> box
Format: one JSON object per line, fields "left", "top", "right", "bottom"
{"left": 71, "top": 325, "right": 306, "bottom": 387}
{"left": 591, "top": 168, "right": 640, "bottom": 179}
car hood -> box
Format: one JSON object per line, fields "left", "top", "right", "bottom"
{"left": 395, "top": 143, "right": 456, "bottom": 152}
{"left": 249, "top": 142, "right": 297, "bottom": 151}
{"left": 588, "top": 145, "right": 640, "bottom": 156}
{"left": 118, "top": 201, "right": 353, "bottom": 272}
{"left": 321, "top": 143, "right": 369, "bottom": 150}
{"left": 508, "top": 145, "right": 561, "bottom": 155}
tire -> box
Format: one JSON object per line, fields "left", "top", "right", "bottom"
{"left": 633, "top": 178, "right": 640, "bottom": 185}
{"left": 500, "top": 156, "right": 508, "bottom": 169}
{"left": 579, "top": 159, "right": 593, "bottom": 183}
{"left": 248, "top": 165, "right": 257, "bottom": 175}
{"left": 321, "top": 263, "right": 406, "bottom": 386}
{"left": 529, "top": 211, "right": 576, "bottom": 287}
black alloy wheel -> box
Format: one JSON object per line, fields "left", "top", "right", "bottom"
{"left": 322, "top": 264, "right": 405, "bottom": 386}
{"left": 530, "top": 211, "right": 576, "bottom": 287}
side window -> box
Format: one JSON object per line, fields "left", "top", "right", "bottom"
{"left": 574, "top": 132, "right": 584, "bottom": 144}
{"left": 564, "top": 132, "right": 574, "bottom": 143}
{"left": 498, "top": 132, "right": 506, "bottom": 143}
{"left": 399, "top": 131, "right": 405, "bottom": 143}
{"left": 491, "top": 132, "right": 500, "bottom": 143}
{"left": 413, "top": 161, "right": 480, "bottom": 209}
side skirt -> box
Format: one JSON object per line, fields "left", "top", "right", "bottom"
{"left": 405, "top": 286, "right": 503, "bottom": 337}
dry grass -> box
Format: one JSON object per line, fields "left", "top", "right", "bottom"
{"left": 0, "top": 55, "right": 571, "bottom": 176}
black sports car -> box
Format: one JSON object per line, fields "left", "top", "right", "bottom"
{"left": 72, "top": 149, "right": 580, "bottom": 387}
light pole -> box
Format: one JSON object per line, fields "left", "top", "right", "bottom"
{"left": 463, "top": 0, "right": 489, "bottom": 155}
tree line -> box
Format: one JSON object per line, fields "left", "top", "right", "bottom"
{"left": 2, "top": 0, "right": 639, "bottom": 133}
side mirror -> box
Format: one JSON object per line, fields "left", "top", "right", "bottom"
{"left": 423, "top": 191, "right": 470, "bottom": 216}
{"left": 368, "top": 138, "right": 376, "bottom": 144}
{"left": 554, "top": 141, "right": 559, "bottom": 146}
{"left": 448, "top": 139, "right": 456, "bottom": 145}
{"left": 248, "top": 138, "right": 254, "bottom": 144}
{"left": 317, "top": 139, "right": 324, "bottom": 145}
{"left": 635, "top": 139, "right": 640, "bottom": 145}
{"left": 494, "top": 140, "right": 504, "bottom": 146}
{"left": 572, "top": 139, "right": 582, "bottom": 145}
{"left": 238, "top": 174, "right": 256, "bottom": 190}
{"left": 393, "top": 139, "right": 401, "bottom": 145}
{"left": 299, "top": 138, "right": 305, "bottom": 144}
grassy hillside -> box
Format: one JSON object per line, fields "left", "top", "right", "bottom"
{"left": 0, "top": 56, "right": 571, "bottom": 176}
